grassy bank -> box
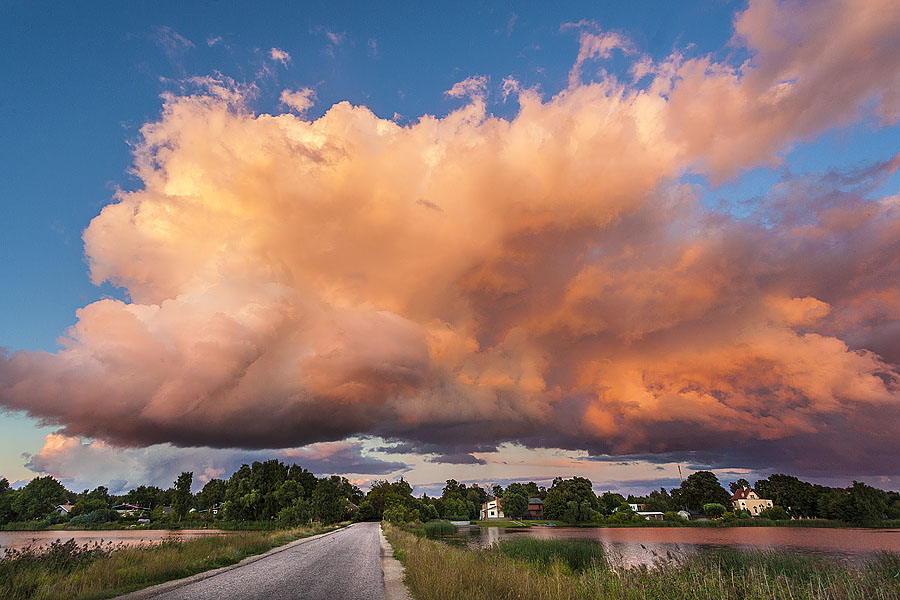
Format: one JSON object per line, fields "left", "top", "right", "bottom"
{"left": 385, "top": 524, "right": 900, "bottom": 599}
{"left": 1, "top": 523, "right": 340, "bottom": 600}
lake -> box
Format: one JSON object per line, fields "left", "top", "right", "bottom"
{"left": 0, "top": 529, "right": 230, "bottom": 555}
{"left": 449, "top": 526, "right": 900, "bottom": 567}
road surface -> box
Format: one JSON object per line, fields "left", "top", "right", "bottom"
{"left": 126, "top": 522, "right": 389, "bottom": 600}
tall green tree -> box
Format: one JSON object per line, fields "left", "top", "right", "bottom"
{"left": 123, "top": 485, "right": 166, "bottom": 509}
{"left": 671, "top": 471, "right": 730, "bottom": 511}
{"left": 172, "top": 472, "right": 193, "bottom": 521}
{"left": 195, "top": 479, "right": 226, "bottom": 511}
{"left": 597, "top": 492, "right": 626, "bottom": 515}
{"left": 502, "top": 493, "right": 528, "bottom": 519}
{"left": 0, "top": 478, "right": 15, "bottom": 525}
{"left": 11, "top": 476, "right": 68, "bottom": 521}
{"left": 312, "top": 477, "right": 346, "bottom": 524}
{"left": 543, "top": 477, "right": 597, "bottom": 520}
{"left": 754, "top": 474, "right": 822, "bottom": 517}
{"left": 729, "top": 479, "right": 750, "bottom": 493}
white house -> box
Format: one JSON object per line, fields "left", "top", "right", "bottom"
{"left": 480, "top": 498, "right": 504, "bottom": 520}
{"left": 636, "top": 511, "right": 664, "bottom": 521}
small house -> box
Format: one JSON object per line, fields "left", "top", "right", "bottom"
{"left": 637, "top": 511, "right": 664, "bottom": 521}
{"left": 112, "top": 503, "right": 150, "bottom": 516}
{"left": 56, "top": 502, "right": 75, "bottom": 515}
{"left": 731, "top": 487, "right": 774, "bottom": 516}
{"left": 527, "top": 497, "right": 544, "bottom": 518}
{"left": 480, "top": 498, "right": 504, "bottom": 520}
{"left": 628, "top": 503, "right": 647, "bottom": 512}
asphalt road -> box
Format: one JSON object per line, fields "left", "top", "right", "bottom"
{"left": 136, "top": 522, "right": 386, "bottom": 600}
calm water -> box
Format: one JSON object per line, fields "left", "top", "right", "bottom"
{"left": 0, "top": 529, "right": 230, "bottom": 554}
{"left": 449, "top": 526, "right": 900, "bottom": 567}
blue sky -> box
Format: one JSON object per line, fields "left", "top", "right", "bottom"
{"left": 2, "top": 0, "right": 899, "bottom": 493}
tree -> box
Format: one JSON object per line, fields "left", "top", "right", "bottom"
{"left": 597, "top": 492, "right": 626, "bottom": 515}
{"left": 312, "top": 478, "right": 346, "bottom": 524}
{"left": 122, "top": 485, "right": 165, "bottom": 509}
{"left": 703, "top": 503, "right": 727, "bottom": 518}
{"left": 645, "top": 488, "right": 674, "bottom": 512}
{"left": 729, "top": 479, "right": 750, "bottom": 494}
{"left": 195, "top": 479, "right": 226, "bottom": 511}
{"left": 502, "top": 493, "right": 528, "bottom": 519}
{"left": 356, "top": 500, "right": 380, "bottom": 522}
{"left": 543, "top": 477, "right": 598, "bottom": 520}
{"left": 755, "top": 474, "right": 821, "bottom": 517}
{"left": 278, "top": 498, "right": 311, "bottom": 526}
{"left": 11, "top": 476, "right": 68, "bottom": 521}
{"left": 172, "top": 472, "right": 193, "bottom": 521}
{"left": 562, "top": 501, "right": 579, "bottom": 524}
{"left": 845, "top": 481, "right": 888, "bottom": 525}
{"left": 672, "top": 472, "right": 730, "bottom": 511}
{"left": 0, "top": 478, "right": 15, "bottom": 525}
{"left": 505, "top": 482, "right": 542, "bottom": 500}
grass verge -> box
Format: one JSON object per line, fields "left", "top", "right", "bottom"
{"left": 0, "top": 523, "right": 340, "bottom": 600}
{"left": 384, "top": 523, "right": 900, "bottom": 600}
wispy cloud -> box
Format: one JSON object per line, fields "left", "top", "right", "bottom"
{"left": 269, "top": 47, "right": 291, "bottom": 67}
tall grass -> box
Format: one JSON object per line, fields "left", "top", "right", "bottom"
{"left": 0, "top": 524, "right": 337, "bottom": 600}
{"left": 384, "top": 524, "right": 900, "bottom": 600}
{"left": 424, "top": 520, "right": 458, "bottom": 538}
{"left": 496, "top": 538, "right": 605, "bottom": 573}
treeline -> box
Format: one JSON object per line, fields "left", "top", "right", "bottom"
{"left": 3, "top": 463, "right": 899, "bottom": 529}
{"left": 613, "top": 473, "right": 900, "bottom": 526}
{"left": 361, "top": 472, "right": 900, "bottom": 527}
{"left": 0, "top": 459, "right": 363, "bottom": 527}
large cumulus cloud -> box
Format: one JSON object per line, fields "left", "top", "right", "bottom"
{"left": 2, "top": 0, "right": 899, "bottom": 476}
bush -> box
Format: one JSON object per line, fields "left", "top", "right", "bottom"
{"left": 703, "top": 503, "right": 727, "bottom": 518}
{"left": 424, "top": 520, "right": 458, "bottom": 537}
{"left": 760, "top": 505, "right": 790, "bottom": 520}
{"left": 44, "top": 512, "right": 68, "bottom": 526}
{"left": 383, "top": 504, "right": 421, "bottom": 524}
{"left": 277, "top": 499, "right": 311, "bottom": 527}
{"left": 69, "top": 509, "right": 119, "bottom": 524}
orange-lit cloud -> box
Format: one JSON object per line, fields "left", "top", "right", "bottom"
{"left": 2, "top": 0, "right": 899, "bottom": 476}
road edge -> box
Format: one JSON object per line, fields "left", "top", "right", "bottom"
{"left": 114, "top": 524, "right": 349, "bottom": 600}
{"left": 379, "top": 523, "right": 412, "bottom": 600}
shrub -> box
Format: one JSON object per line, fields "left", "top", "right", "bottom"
{"left": 277, "top": 499, "right": 311, "bottom": 527}
{"left": 69, "top": 509, "right": 119, "bottom": 524}
{"left": 703, "top": 503, "right": 727, "bottom": 518}
{"left": 383, "top": 504, "right": 421, "bottom": 524}
{"left": 760, "top": 505, "right": 790, "bottom": 520}
{"left": 43, "top": 512, "right": 68, "bottom": 526}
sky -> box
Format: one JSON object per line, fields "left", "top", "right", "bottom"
{"left": 1, "top": 0, "right": 899, "bottom": 496}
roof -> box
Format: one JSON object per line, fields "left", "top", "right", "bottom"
{"left": 112, "top": 503, "right": 150, "bottom": 511}
{"left": 731, "top": 487, "right": 755, "bottom": 500}
{"left": 528, "top": 498, "right": 543, "bottom": 504}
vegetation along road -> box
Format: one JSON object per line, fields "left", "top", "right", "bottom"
{"left": 120, "top": 522, "right": 390, "bottom": 600}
